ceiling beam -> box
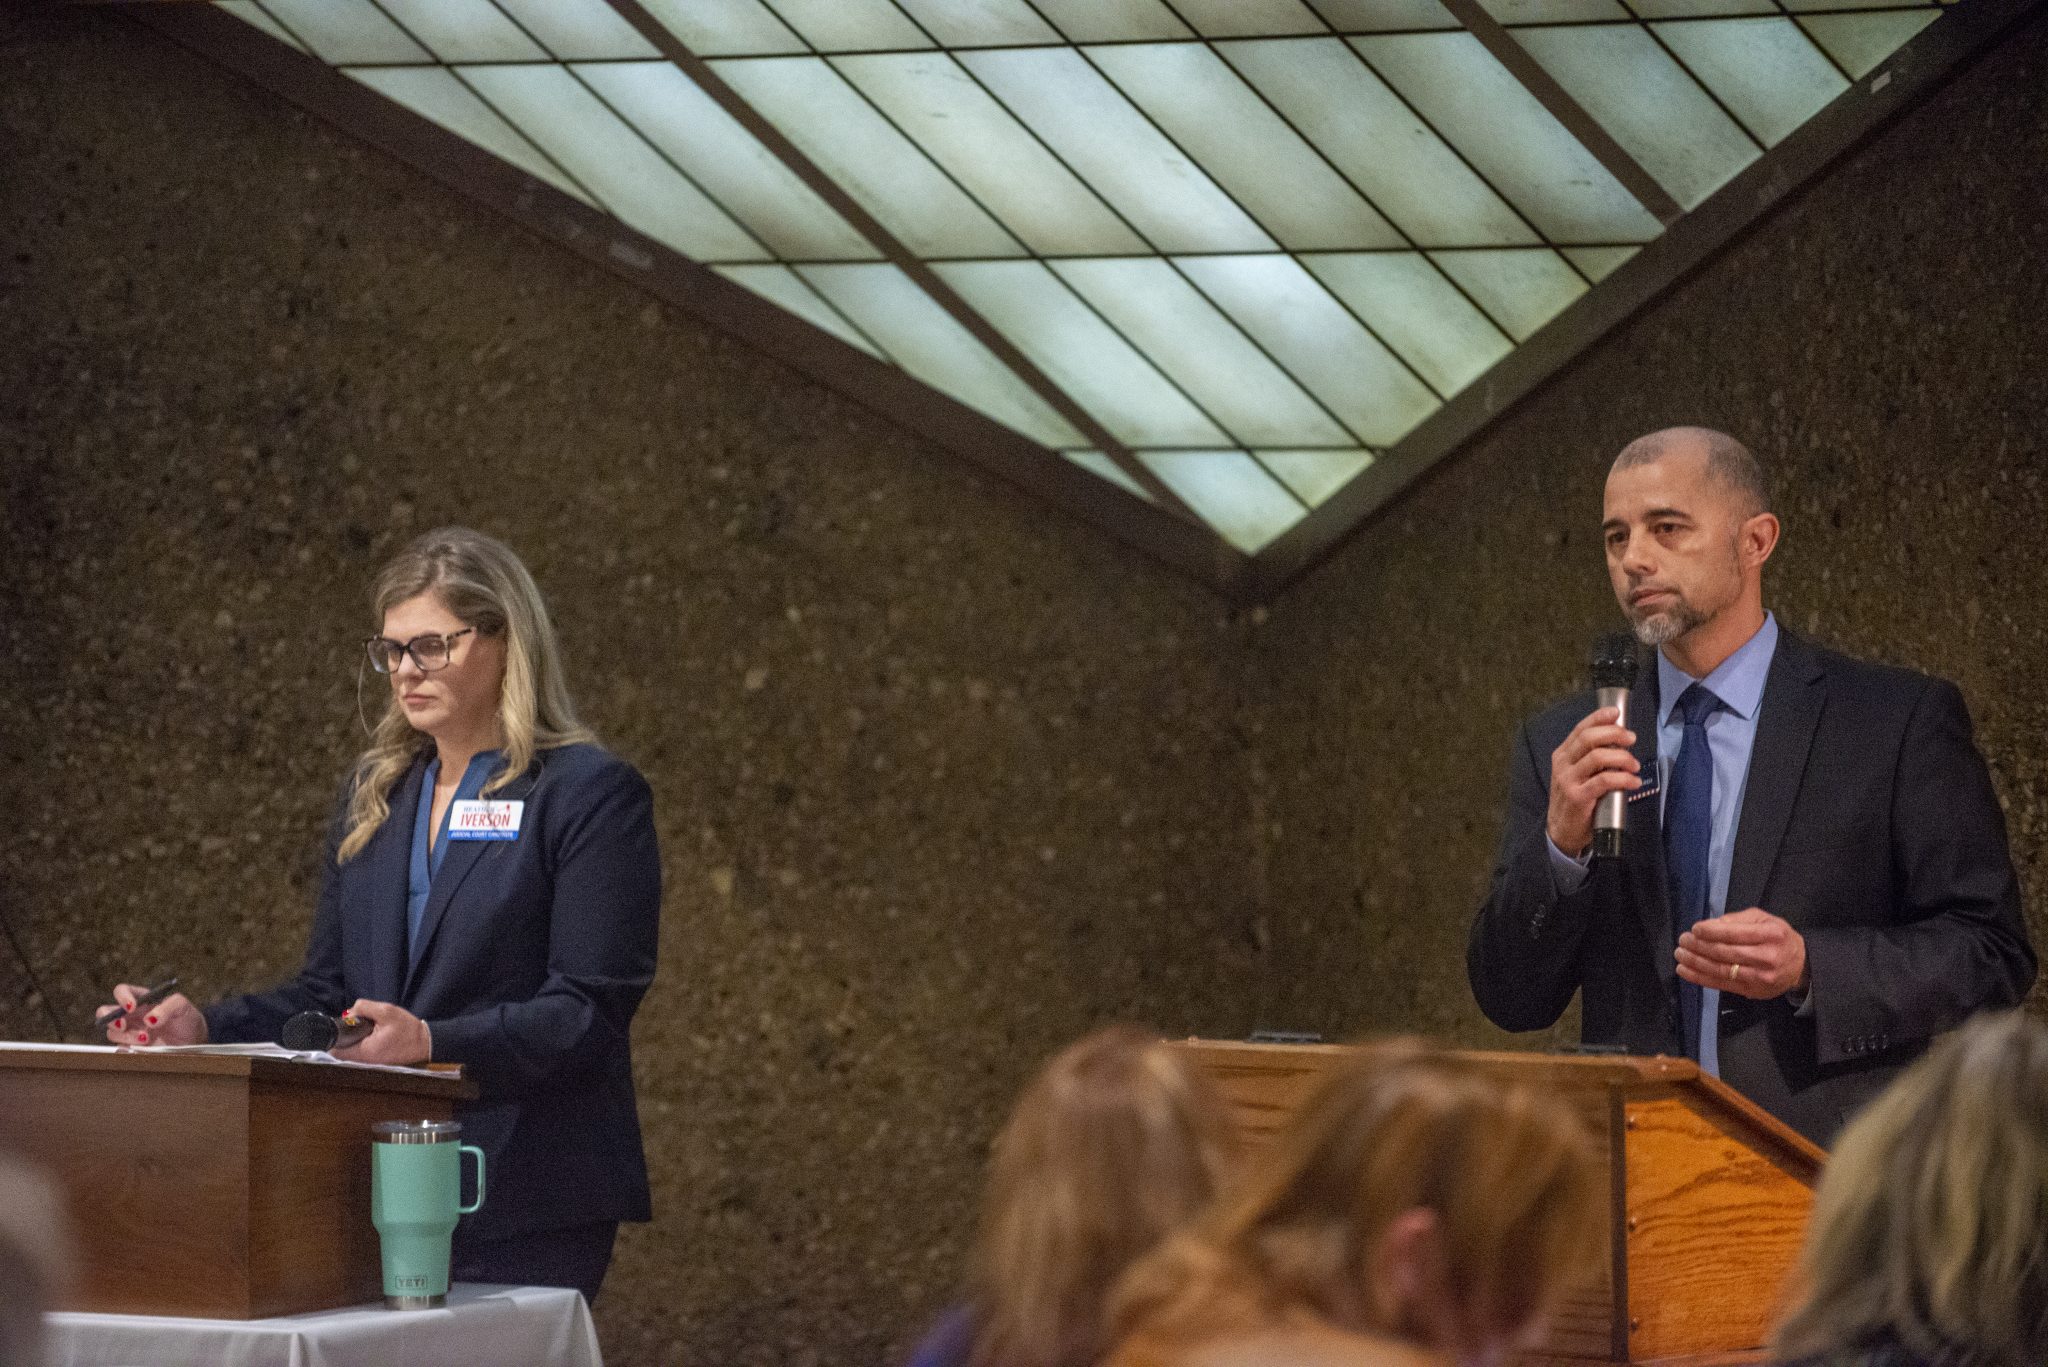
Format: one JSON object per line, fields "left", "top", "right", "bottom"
{"left": 1434, "top": 0, "right": 1685, "bottom": 227}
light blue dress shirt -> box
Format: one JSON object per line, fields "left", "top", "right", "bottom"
{"left": 407, "top": 749, "right": 503, "bottom": 966}
{"left": 1547, "top": 613, "right": 1779, "bottom": 1074}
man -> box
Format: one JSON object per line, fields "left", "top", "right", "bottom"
{"left": 1467, "top": 427, "right": 2035, "bottom": 1146}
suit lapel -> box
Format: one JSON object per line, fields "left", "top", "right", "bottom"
{"left": 402, "top": 761, "right": 539, "bottom": 997}
{"left": 361, "top": 760, "right": 424, "bottom": 1004}
{"left": 1624, "top": 661, "right": 1675, "bottom": 992}
{"left": 1726, "top": 631, "right": 1826, "bottom": 916}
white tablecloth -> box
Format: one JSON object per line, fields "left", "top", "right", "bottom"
{"left": 48, "top": 1284, "right": 601, "bottom": 1367}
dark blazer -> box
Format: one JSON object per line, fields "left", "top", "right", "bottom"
{"left": 206, "top": 742, "right": 661, "bottom": 1242}
{"left": 1467, "top": 628, "right": 2035, "bottom": 1146}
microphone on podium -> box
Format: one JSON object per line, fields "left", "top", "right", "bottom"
{"left": 1590, "top": 633, "right": 1639, "bottom": 861}
{"left": 280, "top": 1010, "right": 372, "bottom": 1052}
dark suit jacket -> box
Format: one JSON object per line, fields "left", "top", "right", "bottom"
{"left": 1467, "top": 628, "right": 2035, "bottom": 1146}
{"left": 206, "top": 742, "right": 661, "bottom": 1242}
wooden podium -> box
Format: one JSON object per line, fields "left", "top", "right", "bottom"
{"left": 0, "top": 1045, "right": 475, "bottom": 1319}
{"left": 1173, "top": 1041, "right": 1824, "bottom": 1365}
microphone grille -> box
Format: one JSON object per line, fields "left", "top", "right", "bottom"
{"left": 1590, "top": 632, "right": 1639, "bottom": 689}
{"left": 279, "top": 1011, "right": 340, "bottom": 1052}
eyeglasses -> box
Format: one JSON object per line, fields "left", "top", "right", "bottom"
{"left": 364, "top": 628, "right": 476, "bottom": 675}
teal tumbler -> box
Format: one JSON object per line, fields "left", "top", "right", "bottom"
{"left": 369, "top": 1119, "right": 485, "bottom": 1309}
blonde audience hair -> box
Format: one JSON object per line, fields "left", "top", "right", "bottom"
{"left": 339, "top": 528, "right": 594, "bottom": 861}
{"left": 0, "top": 1154, "right": 74, "bottom": 1367}
{"left": 1772, "top": 1010, "right": 2048, "bottom": 1366}
{"left": 1110, "top": 1038, "right": 1604, "bottom": 1357}
{"left": 965, "top": 1024, "right": 1240, "bottom": 1367}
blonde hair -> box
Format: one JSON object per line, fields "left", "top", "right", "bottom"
{"left": 1772, "top": 1011, "right": 2048, "bottom": 1366}
{"left": 1110, "top": 1039, "right": 1603, "bottom": 1356}
{"left": 339, "top": 527, "right": 594, "bottom": 862}
{"left": 965, "top": 1024, "right": 1240, "bottom": 1367}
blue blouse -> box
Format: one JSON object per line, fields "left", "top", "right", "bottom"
{"left": 407, "top": 749, "right": 503, "bottom": 963}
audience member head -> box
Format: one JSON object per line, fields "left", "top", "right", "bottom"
{"left": 1111, "top": 1038, "right": 1604, "bottom": 1367}
{"left": 965, "top": 1024, "right": 1240, "bottom": 1367}
{"left": 1773, "top": 1010, "right": 2048, "bottom": 1367}
{"left": 0, "top": 1154, "right": 74, "bottom": 1367}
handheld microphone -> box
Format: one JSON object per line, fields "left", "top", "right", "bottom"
{"left": 280, "top": 1009, "right": 372, "bottom": 1052}
{"left": 1590, "top": 633, "right": 1639, "bottom": 860}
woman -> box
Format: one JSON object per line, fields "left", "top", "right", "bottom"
{"left": 1771, "top": 1010, "right": 2048, "bottom": 1367}
{"left": 905, "top": 1024, "right": 1240, "bottom": 1367}
{"left": 97, "top": 527, "right": 660, "bottom": 1301}
{"left": 1103, "top": 1039, "right": 1603, "bottom": 1367}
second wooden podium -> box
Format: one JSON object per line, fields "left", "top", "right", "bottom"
{"left": 1173, "top": 1041, "right": 1824, "bottom": 1365}
{"left": 0, "top": 1044, "right": 475, "bottom": 1319}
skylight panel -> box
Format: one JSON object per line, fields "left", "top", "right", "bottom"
{"left": 1629, "top": 0, "right": 1775, "bottom": 16}
{"left": 220, "top": 2, "right": 307, "bottom": 52}
{"left": 1168, "top": 0, "right": 1325, "bottom": 36}
{"left": 935, "top": 261, "right": 1228, "bottom": 448}
{"left": 1083, "top": 43, "right": 1404, "bottom": 251}
{"left": 1172, "top": 254, "right": 1438, "bottom": 448}
{"left": 833, "top": 53, "right": 1148, "bottom": 256}
{"left": 891, "top": 0, "right": 1062, "bottom": 46}
{"left": 1781, "top": 0, "right": 1939, "bottom": 11}
{"left": 636, "top": 0, "right": 807, "bottom": 56}
{"left": 1562, "top": 245, "right": 1637, "bottom": 281}
{"left": 491, "top": 0, "right": 659, "bottom": 59}
{"left": 1219, "top": 37, "right": 1537, "bottom": 247}
{"left": 1796, "top": 9, "right": 1939, "bottom": 76}
{"left": 1477, "top": 0, "right": 1628, "bottom": 21}
{"left": 757, "top": 0, "right": 935, "bottom": 52}
{"left": 799, "top": 264, "right": 1086, "bottom": 448}
{"left": 1308, "top": 0, "right": 1461, "bottom": 31}
{"left": 1026, "top": 0, "right": 1193, "bottom": 41}
{"left": 456, "top": 65, "right": 768, "bottom": 261}
{"left": 367, "top": 0, "right": 545, "bottom": 62}
{"left": 254, "top": 0, "right": 428, "bottom": 63}
{"left": 1257, "top": 450, "right": 1376, "bottom": 507}
{"left": 1353, "top": 33, "right": 1663, "bottom": 243}
{"left": 574, "top": 62, "right": 878, "bottom": 260}
{"left": 1136, "top": 453, "right": 1306, "bottom": 553}
{"left": 713, "top": 265, "right": 883, "bottom": 357}
{"left": 1512, "top": 25, "right": 1761, "bottom": 209}
{"left": 960, "top": 48, "right": 1276, "bottom": 253}
{"left": 1428, "top": 248, "right": 1585, "bottom": 342}
{"left": 1064, "top": 452, "right": 1156, "bottom": 503}
{"left": 350, "top": 67, "right": 591, "bottom": 204}
{"left": 1052, "top": 258, "right": 1353, "bottom": 447}
{"left": 711, "top": 57, "right": 1025, "bottom": 259}
{"left": 1652, "top": 19, "right": 1848, "bottom": 148}
{"left": 1305, "top": 253, "right": 1513, "bottom": 396}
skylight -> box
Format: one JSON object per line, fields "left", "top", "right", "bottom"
{"left": 211, "top": 0, "right": 1953, "bottom": 557}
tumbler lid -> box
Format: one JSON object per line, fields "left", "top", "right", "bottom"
{"left": 371, "top": 1119, "right": 463, "bottom": 1144}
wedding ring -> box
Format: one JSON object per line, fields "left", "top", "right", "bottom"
{"left": 1730, "top": 963, "right": 1742, "bottom": 983}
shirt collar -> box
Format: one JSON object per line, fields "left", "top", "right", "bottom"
{"left": 1658, "top": 611, "right": 1778, "bottom": 726}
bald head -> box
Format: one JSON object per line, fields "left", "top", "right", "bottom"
{"left": 1613, "top": 427, "right": 1769, "bottom": 519}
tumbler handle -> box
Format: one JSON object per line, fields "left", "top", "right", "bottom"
{"left": 458, "top": 1144, "right": 486, "bottom": 1215}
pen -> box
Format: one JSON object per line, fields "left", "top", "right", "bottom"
{"left": 95, "top": 976, "right": 179, "bottom": 1035}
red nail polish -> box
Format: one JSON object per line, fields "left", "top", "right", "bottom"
{"left": 137, "top": 1032, "right": 150, "bottom": 1043}
{"left": 146, "top": 1015, "right": 158, "bottom": 1026}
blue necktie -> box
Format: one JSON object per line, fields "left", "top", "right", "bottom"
{"left": 1665, "top": 683, "right": 1723, "bottom": 1066}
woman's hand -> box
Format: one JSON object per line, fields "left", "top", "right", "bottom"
{"left": 95, "top": 986, "right": 207, "bottom": 1047}
{"left": 334, "top": 999, "right": 432, "bottom": 1066}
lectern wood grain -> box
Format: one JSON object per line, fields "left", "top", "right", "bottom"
{"left": 1170, "top": 1042, "right": 1822, "bottom": 1367}
{"left": 0, "top": 1048, "right": 473, "bottom": 1318}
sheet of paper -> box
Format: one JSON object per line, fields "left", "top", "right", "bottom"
{"left": 0, "top": 1039, "right": 444, "bottom": 1077}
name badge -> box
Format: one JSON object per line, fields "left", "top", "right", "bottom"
{"left": 448, "top": 800, "right": 524, "bottom": 840}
